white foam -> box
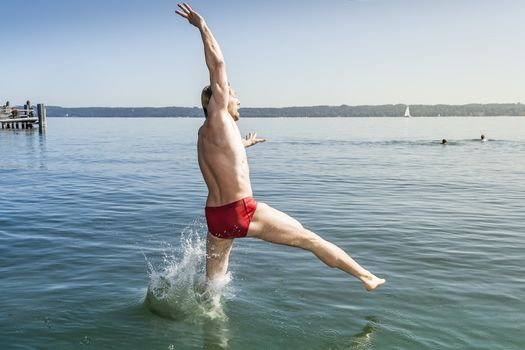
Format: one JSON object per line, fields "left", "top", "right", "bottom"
{"left": 144, "top": 218, "right": 233, "bottom": 322}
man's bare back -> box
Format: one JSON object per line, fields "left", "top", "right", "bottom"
{"left": 176, "top": 3, "right": 385, "bottom": 292}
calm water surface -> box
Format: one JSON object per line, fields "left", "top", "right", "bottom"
{"left": 1, "top": 117, "right": 524, "bottom": 349}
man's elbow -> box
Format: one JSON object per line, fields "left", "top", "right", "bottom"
{"left": 208, "top": 59, "right": 225, "bottom": 74}
{"left": 214, "top": 59, "right": 225, "bottom": 70}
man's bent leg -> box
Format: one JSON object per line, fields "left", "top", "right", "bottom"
{"left": 206, "top": 233, "right": 234, "bottom": 281}
{"left": 247, "top": 203, "right": 385, "bottom": 291}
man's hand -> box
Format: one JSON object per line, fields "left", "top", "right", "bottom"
{"left": 175, "top": 3, "right": 205, "bottom": 29}
{"left": 243, "top": 132, "right": 267, "bottom": 148}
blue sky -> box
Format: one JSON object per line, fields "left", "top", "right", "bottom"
{"left": 2, "top": 0, "right": 524, "bottom": 107}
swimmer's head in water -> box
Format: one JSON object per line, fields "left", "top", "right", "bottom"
{"left": 481, "top": 134, "right": 486, "bottom": 140}
{"left": 201, "top": 84, "right": 241, "bottom": 121}
{"left": 441, "top": 139, "right": 448, "bottom": 144}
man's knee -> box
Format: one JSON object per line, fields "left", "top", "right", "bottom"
{"left": 291, "top": 229, "right": 320, "bottom": 250}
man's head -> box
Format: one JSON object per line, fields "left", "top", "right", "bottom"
{"left": 201, "top": 85, "right": 241, "bottom": 121}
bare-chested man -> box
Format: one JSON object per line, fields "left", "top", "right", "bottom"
{"left": 176, "top": 3, "right": 385, "bottom": 291}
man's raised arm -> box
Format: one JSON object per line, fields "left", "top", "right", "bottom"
{"left": 176, "top": 3, "right": 229, "bottom": 111}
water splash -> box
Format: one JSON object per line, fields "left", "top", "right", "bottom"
{"left": 144, "top": 218, "right": 233, "bottom": 323}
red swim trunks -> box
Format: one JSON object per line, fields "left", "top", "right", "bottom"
{"left": 205, "top": 197, "right": 257, "bottom": 239}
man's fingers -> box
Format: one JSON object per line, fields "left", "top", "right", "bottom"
{"left": 177, "top": 3, "right": 190, "bottom": 14}
{"left": 181, "top": 3, "right": 192, "bottom": 13}
{"left": 183, "top": 3, "right": 194, "bottom": 12}
{"left": 246, "top": 132, "right": 265, "bottom": 142}
{"left": 175, "top": 9, "right": 188, "bottom": 18}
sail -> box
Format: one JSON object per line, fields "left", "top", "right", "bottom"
{"left": 404, "top": 106, "right": 411, "bottom": 118}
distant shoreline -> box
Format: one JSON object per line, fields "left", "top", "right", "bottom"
{"left": 46, "top": 103, "right": 525, "bottom": 118}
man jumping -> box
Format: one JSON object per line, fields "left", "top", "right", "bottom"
{"left": 176, "top": 3, "right": 385, "bottom": 291}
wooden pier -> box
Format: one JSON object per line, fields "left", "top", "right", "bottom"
{"left": 0, "top": 101, "right": 46, "bottom": 133}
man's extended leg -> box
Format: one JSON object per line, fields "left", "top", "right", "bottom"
{"left": 206, "top": 233, "right": 234, "bottom": 281}
{"left": 247, "top": 203, "right": 385, "bottom": 291}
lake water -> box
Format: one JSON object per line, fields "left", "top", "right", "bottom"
{"left": 1, "top": 117, "right": 524, "bottom": 349}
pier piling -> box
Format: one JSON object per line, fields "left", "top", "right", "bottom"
{"left": 37, "top": 104, "right": 47, "bottom": 134}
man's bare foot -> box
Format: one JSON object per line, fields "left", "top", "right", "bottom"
{"left": 361, "top": 274, "right": 386, "bottom": 292}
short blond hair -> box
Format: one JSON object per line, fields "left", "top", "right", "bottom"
{"left": 201, "top": 85, "right": 212, "bottom": 118}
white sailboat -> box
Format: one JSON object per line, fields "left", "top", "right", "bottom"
{"left": 404, "top": 105, "right": 411, "bottom": 118}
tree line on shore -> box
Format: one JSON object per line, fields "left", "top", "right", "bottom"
{"left": 46, "top": 103, "right": 525, "bottom": 118}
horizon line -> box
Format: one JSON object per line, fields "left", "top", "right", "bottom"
{"left": 39, "top": 102, "right": 524, "bottom": 109}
